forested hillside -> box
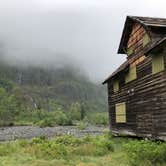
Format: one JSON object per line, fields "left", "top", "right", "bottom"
{"left": 0, "top": 61, "right": 107, "bottom": 126}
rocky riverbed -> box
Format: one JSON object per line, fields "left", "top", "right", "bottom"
{"left": 0, "top": 126, "right": 107, "bottom": 141}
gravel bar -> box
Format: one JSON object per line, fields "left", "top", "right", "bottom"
{"left": 0, "top": 126, "right": 107, "bottom": 141}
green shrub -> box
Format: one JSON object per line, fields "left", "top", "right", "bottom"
{"left": 124, "top": 140, "right": 166, "bottom": 166}
{"left": 72, "top": 143, "right": 102, "bottom": 156}
{"left": 54, "top": 135, "right": 83, "bottom": 146}
{"left": 18, "top": 109, "right": 74, "bottom": 127}
{"left": 31, "top": 137, "right": 48, "bottom": 144}
{"left": 0, "top": 87, "right": 21, "bottom": 126}
{"left": 76, "top": 121, "right": 87, "bottom": 130}
{"left": 54, "top": 111, "right": 72, "bottom": 125}
{"left": 30, "top": 137, "right": 68, "bottom": 159}
{"left": 18, "top": 139, "right": 29, "bottom": 147}
{"left": 0, "top": 142, "right": 19, "bottom": 156}
{"left": 82, "top": 135, "right": 94, "bottom": 142}
{"left": 68, "top": 103, "right": 82, "bottom": 121}
{"left": 86, "top": 112, "right": 108, "bottom": 126}
{"left": 93, "top": 135, "right": 114, "bottom": 152}
{"left": 71, "top": 134, "right": 114, "bottom": 157}
{"left": 36, "top": 118, "right": 56, "bottom": 127}
{"left": 72, "top": 140, "right": 113, "bottom": 156}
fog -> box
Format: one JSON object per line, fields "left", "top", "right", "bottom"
{"left": 0, "top": 0, "right": 166, "bottom": 82}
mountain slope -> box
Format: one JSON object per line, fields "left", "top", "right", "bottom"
{"left": 0, "top": 62, "right": 107, "bottom": 113}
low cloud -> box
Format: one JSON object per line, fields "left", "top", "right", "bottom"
{"left": 0, "top": 0, "right": 165, "bottom": 82}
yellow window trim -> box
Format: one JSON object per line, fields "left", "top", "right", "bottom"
{"left": 115, "top": 102, "right": 126, "bottom": 123}
{"left": 127, "top": 47, "right": 134, "bottom": 56}
{"left": 116, "top": 115, "right": 126, "bottom": 123}
{"left": 125, "top": 66, "right": 137, "bottom": 83}
{"left": 152, "top": 54, "right": 164, "bottom": 74}
{"left": 143, "top": 34, "right": 151, "bottom": 47}
{"left": 113, "top": 80, "right": 119, "bottom": 93}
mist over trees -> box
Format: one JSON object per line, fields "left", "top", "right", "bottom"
{"left": 0, "top": 0, "right": 111, "bottom": 126}
{"left": 0, "top": 52, "right": 107, "bottom": 126}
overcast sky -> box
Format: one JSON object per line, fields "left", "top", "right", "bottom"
{"left": 0, "top": 0, "right": 165, "bottom": 82}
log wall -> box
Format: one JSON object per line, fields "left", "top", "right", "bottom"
{"left": 107, "top": 23, "right": 166, "bottom": 140}
{"left": 127, "top": 23, "right": 146, "bottom": 55}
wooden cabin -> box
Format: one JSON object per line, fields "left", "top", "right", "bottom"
{"left": 103, "top": 16, "right": 166, "bottom": 140}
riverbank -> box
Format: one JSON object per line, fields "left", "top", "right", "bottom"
{"left": 0, "top": 131, "right": 166, "bottom": 166}
{"left": 0, "top": 125, "right": 106, "bottom": 141}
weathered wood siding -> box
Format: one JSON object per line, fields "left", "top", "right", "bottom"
{"left": 107, "top": 22, "right": 166, "bottom": 140}
{"left": 127, "top": 23, "right": 146, "bottom": 55}
{"left": 108, "top": 50, "right": 166, "bottom": 140}
{"left": 127, "top": 23, "right": 150, "bottom": 65}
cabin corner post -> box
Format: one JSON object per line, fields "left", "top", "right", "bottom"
{"left": 106, "top": 82, "right": 112, "bottom": 131}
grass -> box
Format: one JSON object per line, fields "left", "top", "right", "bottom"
{"left": 0, "top": 132, "right": 166, "bottom": 166}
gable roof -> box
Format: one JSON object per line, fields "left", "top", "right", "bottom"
{"left": 103, "top": 16, "right": 166, "bottom": 84}
{"left": 118, "top": 16, "right": 166, "bottom": 54}
{"left": 145, "top": 37, "right": 166, "bottom": 55}
{"left": 102, "top": 60, "right": 129, "bottom": 84}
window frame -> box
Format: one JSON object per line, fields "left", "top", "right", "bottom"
{"left": 113, "top": 80, "right": 119, "bottom": 93}
{"left": 127, "top": 47, "right": 134, "bottom": 56}
{"left": 125, "top": 65, "right": 137, "bottom": 83}
{"left": 115, "top": 102, "right": 126, "bottom": 123}
{"left": 152, "top": 54, "right": 164, "bottom": 74}
{"left": 143, "top": 34, "right": 151, "bottom": 47}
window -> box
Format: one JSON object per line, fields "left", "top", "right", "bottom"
{"left": 127, "top": 47, "right": 134, "bottom": 56}
{"left": 125, "top": 66, "right": 137, "bottom": 83}
{"left": 113, "top": 80, "right": 119, "bottom": 92}
{"left": 115, "top": 102, "right": 126, "bottom": 123}
{"left": 152, "top": 54, "right": 164, "bottom": 74}
{"left": 143, "top": 34, "right": 151, "bottom": 47}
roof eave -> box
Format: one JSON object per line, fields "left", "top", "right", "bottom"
{"left": 102, "top": 61, "right": 129, "bottom": 84}
{"left": 145, "top": 37, "right": 166, "bottom": 55}
{"left": 102, "top": 80, "right": 107, "bottom": 85}
{"left": 117, "top": 16, "right": 152, "bottom": 54}
{"left": 117, "top": 16, "right": 132, "bottom": 54}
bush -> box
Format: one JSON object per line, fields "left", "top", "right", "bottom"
{"left": 54, "top": 135, "right": 83, "bottom": 146}
{"left": 68, "top": 103, "right": 82, "bottom": 121}
{"left": 18, "top": 139, "right": 29, "bottom": 147}
{"left": 93, "top": 135, "right": 114, "bottom": 152}
{"left": 124, "top": 140, "right": 166, "bottom": 166}
{"left": 72, "top": 139, "right": 113, "bottom": 156}
{"left": 28, "top": 133, "right": 114, "bottom": 159}
{"left": 86, "top": 112, "right": 108, "bottom": 126}
{"left": 30, "top": 137, "right": 68, "bottom": 159}
{"left": 35, "top": 110, "right": 73, "bottom": 127}
{"left": 54, "top": 111, "right": 72, "bottom": 125}
{"left": 0, "top": 142, "right": 19, "bottom": 156}
{"left": 76, "top": 121, "right": 87, "bottom": 130}
{"left": 0, "top": 87, "right": 21, "bottom": 126}
{"left": 36, "top": 118, "right": 56, "bottom": 127}
{"left": 72, "top": 143, "right": 102, "bottom": 156}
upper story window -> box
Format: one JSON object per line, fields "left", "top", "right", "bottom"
{"left": 125, "top": 65, "right": 137, "bottom": 83}
{"left": 113, "top": 80, "right": 119, "bottom": 93}
{"left": 152, "top": 54, "right": 164, "bottom": 74}
{"left": 127, "top": 47, "right": 134, "bottom": 56}
{"left": 143, "top": 34, "right": 151, "bottom": 47}
{"left": 126, "top": 24, "right": 149, "bottom": 56}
